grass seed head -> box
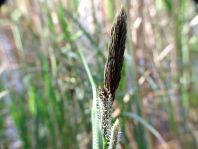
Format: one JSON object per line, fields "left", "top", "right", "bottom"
{"left": 104, "top": 7, "right": 127, "bottom": 99}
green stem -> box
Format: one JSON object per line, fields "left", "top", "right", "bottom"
{"left": 103, "top": 136, "right": 108, "bottom": 149}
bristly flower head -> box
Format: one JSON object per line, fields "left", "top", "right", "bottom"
{"left": 104, "top": 7, "right": 127, "bottom": 98}
{"left": 109, "top": 119, "right": 120, "bottom": 149}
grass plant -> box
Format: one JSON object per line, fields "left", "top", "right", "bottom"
{"left": 0, "top": 0, "right": 198, "bottom": 149}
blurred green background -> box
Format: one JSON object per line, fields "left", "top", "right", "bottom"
{"left": 0, "top": 0, "right": 198, "bottom": 148}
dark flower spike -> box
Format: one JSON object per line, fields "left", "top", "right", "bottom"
{"left": 104, "top": 7, "right": 127, "bottom": 98}
{"left": 97, "top": 7, "right": 127, "bottom": 148}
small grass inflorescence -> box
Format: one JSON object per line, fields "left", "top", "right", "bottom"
{"left": 96, "top": 7, "right": 127, "bottom": 149}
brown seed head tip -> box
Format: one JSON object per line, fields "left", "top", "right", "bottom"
{"left": 118, "top": 7, "right": 127, "bottom": 21}
{"left": 104, "top": 7, "right": 127, "bottom": 97}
